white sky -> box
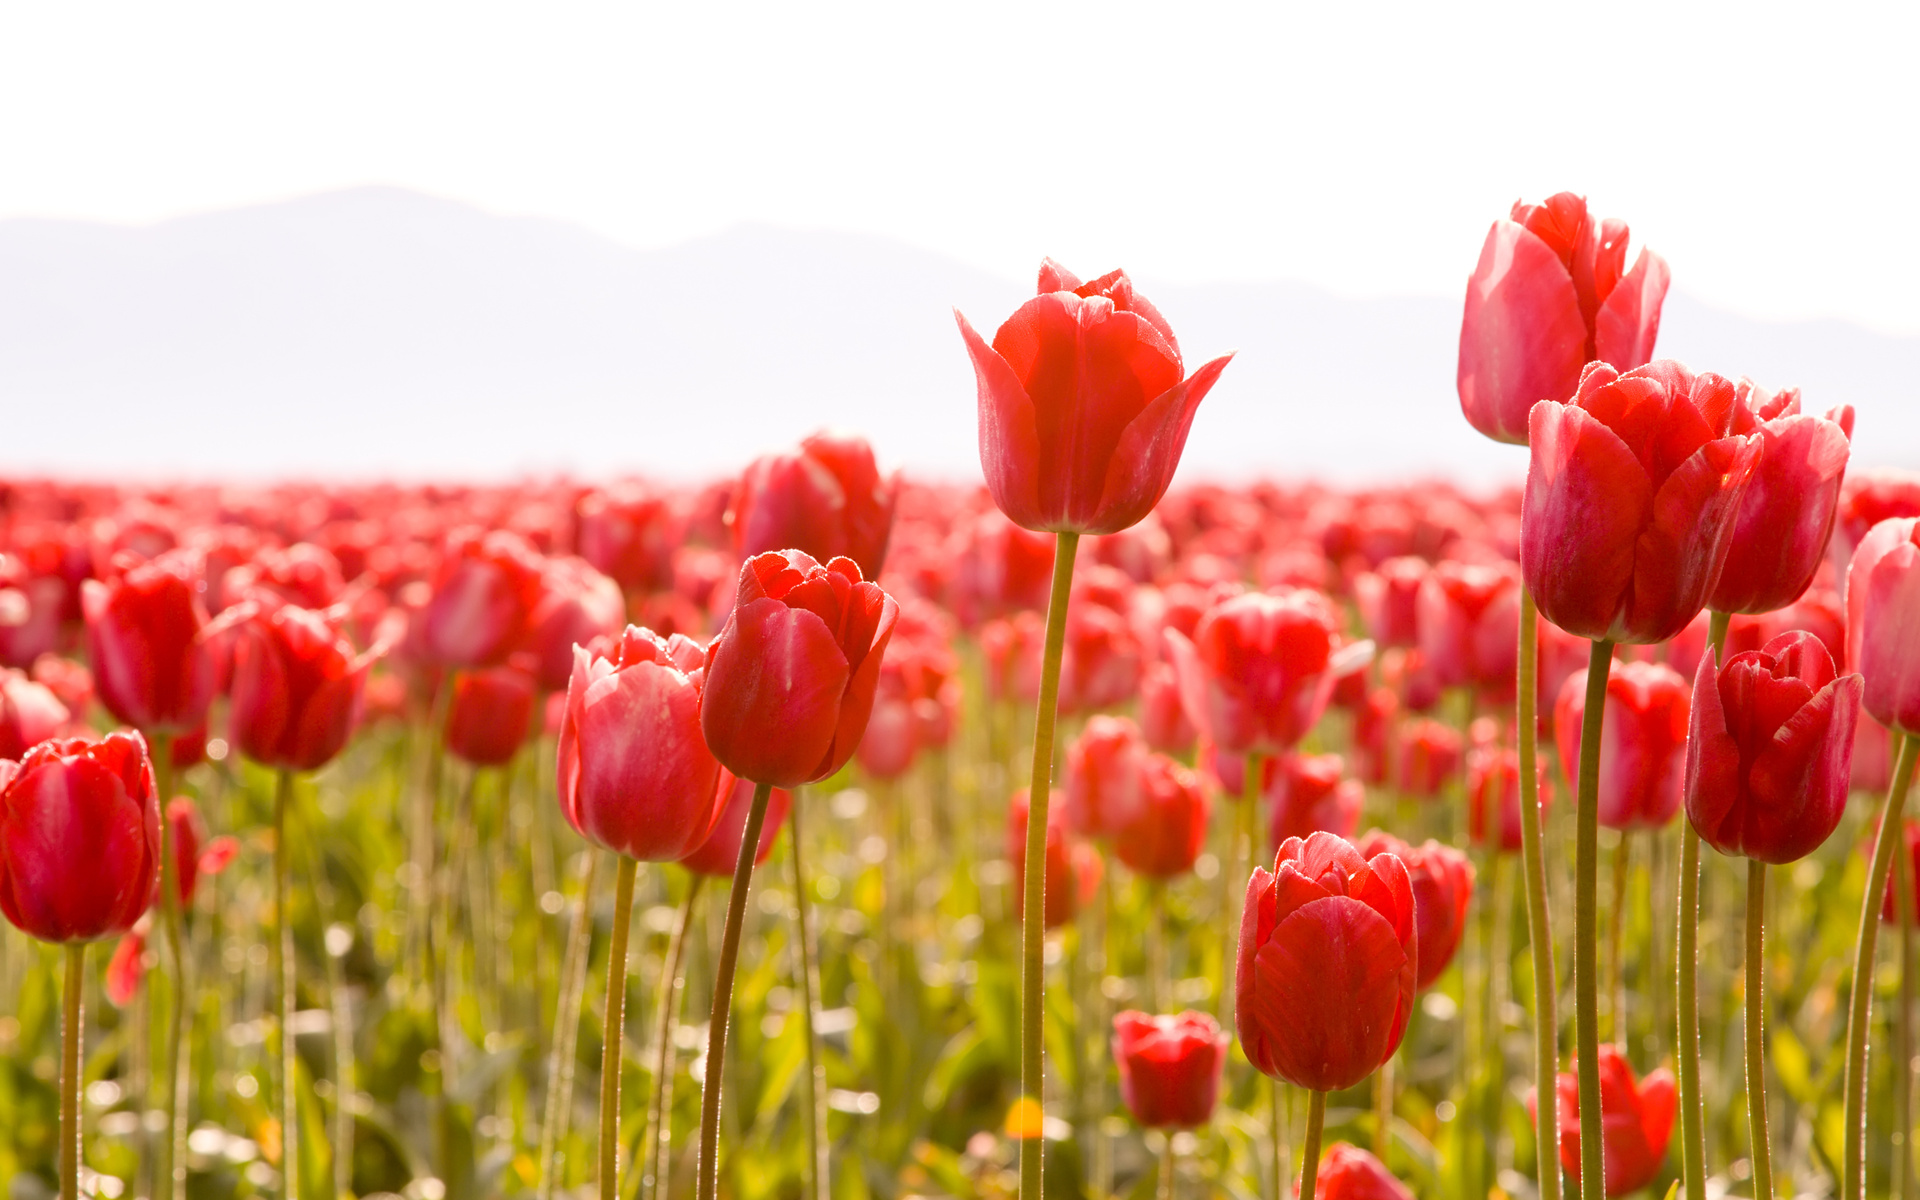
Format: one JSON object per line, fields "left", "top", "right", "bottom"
{"left": 3, "top": 1, "right": 1918, "bottom": 333}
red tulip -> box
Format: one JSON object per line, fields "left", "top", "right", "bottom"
{"left": 1007, "top": 788, "right": 1099, "bottom": 928}
{"left": 228, "top": 605, "right": 379, "bottom": 773}
{"left": 105, "top": 920, "right": 148, "bottom": 1007}
{"left": 854, "top": 672, "right": 918, "bottom": 782}
{"left": 557, "top": 626, "right": 725, "bottom": 862}
{"left": 1305, "top": 1143, "right": 1416, "bottom": 1200}
{"left": 82, "top": 549, "right": 217, "bottom": 734}
{"left": 1353, "top": 557, "right": 1428, "bottom": 649}
{"left": 1686, "top": 631, "right": 1861, "bottom": 863}
{"left": 957, "top": 260, "right": 1232, "bottom": 535}
{"left": 1113, "top": 753, "right": 1210, "bottom": 879}
{"left": 0, "top": 669, "right": 69, "bottom": 760}
{"left": 1708, "top": 382, "right": 1853, "bottom": 615}
{"left": 730, "top": 432, "right": 897, "bottom": 579}
{"left": 1458, "top": 192, "right": 1669, "bottom": 445}
{"left": 1556, "top": 660, "right": 1689, "bottom": 831}
{"left": 166, "top": 796, "right": 205, "bottom": 909}
{"left": 1169, "top": 589, "right": 1366, "bottom": 758}
{"left": 1237, "top": 831, "right": 1418, "bottom": 1092}
{"left": 701, "top": 551, "right": 899, "bottom": 788}
{"left": 951, "top": 512, "right": 1055, "bottom": 626}
{"left": 1751, "top": 589, "right": 1847, "bottom": 671}
{"left": 1521, "top": 361, "right": 1761, "bottom": 644}
{"left": 1878, "top": 819, "right": 1920, "bottom": 924}
{"left": 1417, "top": 560, "right": 1520, "bottom": 697}
{"left": 1267, "top": 753, "right": 1364, "bottom": 847}
{"left": 522, "top": 556, "right": 626, "bottom": 693}
{"left": 1530, "top": 1046, "right": 1676, "bottom": 1198}
{"left": 1352, "top": 688, "right": 1398, "bottom": 785}
{"left": 1355, "top": 831, "right": 1474, "bottom": 990}
{"left": 1391, "top": 718, "right": 1463, "bottom": 800}
{"left": 1065, "top": 715, "right": 1147, "bottom": 838}
{"left": 1140, "top": 661, "right": 1196, "bottom": 754}
{"left": 1847, "top": 517, "right": 1920, "bottom": 736}
{"left": 575, "top": 485, "right": 678, "bottom": 594}
{"left": 1058, "top": 602, "right": 1143, "bottom": 715}
{"left": 445, "top": 665, "right": 539, "bottom": 767}
{"left": 1111, "top": 1010, "right": 1229, "bottom": 1128}
{"left": 222, "top": 543, "right": 345, "bottom": 613}
{"left": 678, "top": 768, "right": 793, "bottom": 877}
{"left": 0, "top": 731, "right": 159, "bottom": 943}
{"left": 0, "top": 561, "right": 67, "bottom": 669}
{"left": 1467, "top": 745, "right": 1551, "bottom": 854}
{"left": 980, "top": 612, "right": 1045, "bottom": 704}
{"left": 418, "top": 529, "right": 546, "bottom": 668}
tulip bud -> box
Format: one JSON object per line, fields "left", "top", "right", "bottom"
{"left": 1113, "top": 754, "right": 1209, "bottom": 880}
{"left": 0, "top": 668, "right": 70, "bottom": 760}
{"left": 419, "top": 530, "right": 545, "bottom": 668}
{"left": 1139, "top": 662, "right": 1196, "bottom": 754}
{"left": 575, "top": 485, "right": 678, "bottom": 595}
{"left": 522, "top": 556, "right": 626, "bottom": 693}
{"left": 1709, "top": 382, "right": 1853, "bottom": 615}
{"left": 1111, "top": 1010, "right": 1229, "bottom": 1129}
{"left": 1416, "top": 560, "right": 1520, "bottom": 699}
{"left": 1391, "top": 718, "right": 1463, "bottom": 800}
{"left": 1353, "top": 557, "right": 1427, "bottom": 649}
{"left": 1466, "top": 745, "right": 1551, "bottom": 854}
{"left": 1267, "top": 754, "right": 1363, "bottom": 848}
{"left": 228, "top": 605, "right": 379, "bottom": 773}
{"left": 1169, "top": 589, "right": 1368, "bottom": 758}
{"left": 1555, "top": 660, "right": 1690, "bottom": 831}
{"left": 1529, "top": 1045, "right": 1676, "bottom": 1197}
{"left": 1309, "top": 1143, "right": 1416, "bottom": 1200}
{"left": 0, "top": 731, "right": 160, "bottom": 943}
{"left": 81, "top": 549, "right": 216, "bottom": 734}
{"left": 730, "top": 433, "right": 897, "bottom": 579}
{"left": 1847, "top": 517, "right": 1920, "bottom": 736}
{"left": 1064, "top": 716, "right": 1147, "bottom": 839}
{"left": 445, "top": 665, "right": 539, "bottom": 767}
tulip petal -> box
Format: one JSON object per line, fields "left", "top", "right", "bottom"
{"left": 1745, "top": 672, "right": 1859, "bottom": 862}
{"left": 1251, "top": 895, "right": 1410, "bottom": 1092}
{"left": 814, "top": 587, "right": 900, "bottom": 782}
{"left": 1627, "top": 434, "right": 1762, "bottom": 643}
{"left": 1522, "top": 401, "right": 1653, "bottom": 639}
{"left": 958, "top": 309, "right": 1046, "bottom": 532}
{"left": 1862, "top": 540, "right": 1920, "bottom": 735}
{"left": 1683, "top": 648, "right": 1744, "bottom": 854}
{"left": 1087, "top": 354, "right": 1233, "bottom": 536}
{"left": 1458, "top": 220, "right": 1588, "bottom": 445}
{"left": 1592, "top": 248, "right": 1671, "bottom": 373}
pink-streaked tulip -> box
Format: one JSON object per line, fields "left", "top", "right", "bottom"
{"left": 1267, "top": 753, "right": 1364, "bottom": 848}
{"left": 957, "top": 260, "right": 1233, "bottom": 535}
{"left": 1458, "top": 192, "right": 1670, "bottom": 445}
{"left": 557, "top": 627, "right": 725, "bottom": 862}
{"left": 1417, "top": 560, "right": 1520, "bottom": 698}
{"left": 1686, "top": 631, "right": 1861, "bottom": 863}
{"left": 1467, "top": 745, "right": 1551, "bottom": 854}
{"left": 1113, "top": 753, "right": 1209, "bottom": 879}
{"left": 0, "top": 669, "right": 69, "bottom": 760}
{"left": 575, "top": 485, "right": 678, "bottom": 595}
{"left": 1237, "top": 831, "right": 1418, "bottom": 1092}
{"left": 228, "top": 605, "right": 380, "bottom": 773}
{"left": 1555, "top": 660, "right": 1690, "bottom": 831}
{"left": 1521, "top": 361, "right": 1761, "bottom": 644}
{"left": 1847, "top": 517, "right": 1920, "bottom": 736}
{"left": 730, "top": 432, "right": 897, "bottom": 579}
{"left": 1392, "top": 718, "right": 1463, "bottom": 800}
{"left": 0, "top": 731, "right": 159, "bottom": 943}
{"left": 701, "top": 551, "right": 899, "bottom": 787}
{"left": 1355, "top": 830, "right": 1474, "bottom": 990}
{"left": 1530, "top": 1046, "right": 1677, "bottom": 1198}
{"left": 445, "top": 665, "right": 539, "bottom": 767}
{"left": 1307, "top": 1143, "right": 1416, "bottom": 1200}
{"left": 1112, "top": 1010, "right": 1229, "bottom": 1129}
{"left": 1065, "top": 715, "right": 1147, "bottom": 838}
{"left": 418, "top": 529, "right": 546, "bottom": 668}
{"left": 1353, "top": 557, "right": 1428, "bottom": 649}
{"left": 1169, "top": 589, "right": 1367, "bottom": 758}
{"left": 523, "top": 556, "right": 626, "bottom": 693}
{"left": 82, "top": 550, "right": 216, "bottom": 734}
{"left": 1709, "top": 382, "right": 1853, "bottom": 615}
{"left": 678, "top": 768, "right": 793, "bottom": 877}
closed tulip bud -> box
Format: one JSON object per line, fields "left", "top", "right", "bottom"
{"left": 1522, "top": 361, "right": 1761, "bottom": 644}
{"left": 1686, "top": 631, "right": 1861, "bottom": 863}
{"left": 1111, "top": 1010, "right": 1229, "bottom": 1129}
{"left": 558, "top": 626, "right": 726, "bottom": 862}
{"left": 1237, "top": 831, "right": 1418, "bottom": 1092}
{"left": 1353, "top": 557, "right": 1428, "bottom": 649}
{"left": 729, "top": 432, "right": 897, "bottom": 580}
{"left": 1355, "top": 831, "right": 1474, "bottom": 990}
{"left": 1529, "top": 1046, "right": 1676, "bottom": 1198}
{"left": 0, "top": 668, "right": 69, "bottom": 760}
{"left": 522, "top": 556, "right": 626, "bottom": 693}
{"left": 0, "top": 731, "right": 160, "bottom": 943}
{"left": 82, "top": 549, "right": 216, "bottom": 734}
{"left": 1467, "top": 745, "right": 1551, "bottom": 854}
{"left": 701, "top": 551, "right": 899, "bottom": 788}
{"left": 1065, "top": 715, "right": 1147, "bottom": 838}
{"left": 1416, "top": 560, "right": 1520, "bottom": 698}
{"left": 1268, "top": 753, "right": 1364, "bottom": 847}
{"left": 678, "top": 768, "right": 793, "bottom": 877}
{"left": 575, "top": 485, "right": 678, "bottom": 595}
{"left": 419, "top": 529, "right": 545, "bottom": 668}
{"left": 228, "top": 605, "right": 379, "bottom": 773}
{"left": 445, "top": 665, "right": 538, "bottom": 767}
{"left": 1140, "top": 661, "right": 1196, "bottom": 754}
{"left": 1459, "top": 192, "right": 1669, "bottom": 445}
{"left": 958, "top": 260, "right": 1232, "bottom": 535}
{"left": 1392, "top": 718, "right": 1463, "bottom": 799}
{"left": 1169, "top": 589, "right": 1370, "bottom": 758}
{"left": 1306, "top": 1143, "right": 1416, "bottom": 1200}
{"left": 1114, "top": 753, "right": 1210, "bottom": 880}
{"left": 1847, "top": 517, "right": 1920, "bottom": 736}
{"left": 1556, "top": 660, "right": 1690, "bottom": 831}
{"left": 1709, "top": 382, "right": 1853, "bottom": 615}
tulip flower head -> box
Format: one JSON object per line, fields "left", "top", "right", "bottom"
{"left": 1878, "top": 819, "right": 1920, "bottom": 924}
{"left": 0, "top": 731, "right": 160, "bottom": 943}
{"left": 1467, "top": 744, "right": 1551, "bottom": 853}
{"left": 1417, "top": 560, "right": 1520, "bottom": 698}
{"left": 1237, "top": 831, "right": 1418, "bottom": 1092}
{"left": 701, "top": 550, "right": 899, "bottom": 788}
{"left": 1555, "top": 660, "right": 1690, "bottom": 831}
{"left": 1268, "top": 753, "right": 1364, "bottom": 847}
{"left": 1353, "top": 557, "right": 1428, "bottom": 649}
{"left": 1113, "top": 753, "right": 1210, "bottom": 879}
{"left": 575, "top": 485, "right": 679, "bottom": 595}
{"left": 1530, "top": 1045, "right": 1677, "bottom": 1198}
{"left": 1847, "top": 517, "right": 1920, "bottom": 736}
{"left": 958, "top": 260, "right": 1233, "bottom": 535}
{"left": 522, "top": 555, "right": 627, "bottom": 693}
{"left": 1685, "top": 631, "right": 1861, "bottom": 863}
{"left": 82, "top": 549, "right": 217, "bottom": 734}
{"left": 419, "top": 529, "right": 546, "bottom": 668}
{"left": 1006, "top": 788, "right": 1099, "bottom": 928}
{"left": 730, "top": 432, "right": 898, "bottom": 579}
{"left": 227, "top": 604, "right": 381, "bottom": 773}
{"left": 1111, "top": 1010, "right": 1229, "bottom": 1129}
{"left": 1355, "top": 831, "right": 1474, "bottom": 990}
{"left": 1459, "top": 192, "right": 1670, "bottom": 445}
{"left": 1306, "top": 1143, "right": 1416, "bottom": 1200}
{"left": 1065, "top": 715, "right": 1147, "bottom": 838}
{"left": 0, "top": 669, "right": 70, "bottom": 760}
{"left": 1709, "top": 382, "right": 1853, "bottom": 615}
{"left": 445, "top": 664, "right": 539, "bottom": 767}
{"left": 678, "top": 768, "right": 793, "bottom": 877}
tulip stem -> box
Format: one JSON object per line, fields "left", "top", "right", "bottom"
{"left": 1607, "top": 834, "right": 1629, "bottom": 1048}
{"left": 1676, "top": 825, "right": 1706, "bottom": 1200}
{"left": 1298, "top": 1090, "right": 1326, "bottom": 1200}
{"left": 641, "top": 873, "right": 703, "bottom": 1200}
{"left": 1898, "top": 840, "right": 1916, "bottom": 1200}
{"left": 62, "top": 941, "right": 84, "bottom": 1200}
{"left": 599, "top": 856, "right": 638, "bottom": 1200}
{"left": 697, "top": 780, "right": 775, "bottom": 1200}
{"left": 1224, "top": 752, "right": 1263, "bottom": 1031}
{"left": 275, "top": 768, "right": 301, "bottom": 1200}
{"left": 787, "top": 793, "right": 830, "bottom": 1200}
{"left": 1018, "top": 530, "right": 1080, "bottom": 1200}
{"left": 1157, "top": 1130, "right": 1175, "bottom": 1200}
{"left": 1516, "top": 589, "right": 1561, "bottom": 1200}
{"left": 539, "top": 850, "right": 601, "bottom": 1200}
{"left": 1270, "top": 1079, "right": 1287, "bottom": 1200}
{"left": 1847, "top": 733, "right": 1920, "bottom": 1200}
{"left": 1148, "top": 880, "right": 1167, "bottom": 1012}
{"left": 1372, "top": 1052, "right": 1392, "bottom": 1157}
{"left": 1573, "top": 639, "right": 1614, "bottom": 1200}
{"left": 1744, "top": 859, "right": 1773, "bottom": 1200}
{"left": 153, "top": 748, "right": 189, "bottom": 1200}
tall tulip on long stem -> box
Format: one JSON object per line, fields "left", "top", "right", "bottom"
{"left": 1515, "top": 592, "right": 1561, "bottom": 1200}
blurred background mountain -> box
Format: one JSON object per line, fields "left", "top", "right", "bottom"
{"left": 4, "top": 186, "right": 1914, "bottom": 484}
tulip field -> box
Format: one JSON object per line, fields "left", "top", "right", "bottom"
{"left": 4, "top": 195, "right": 1920, "bottom": 1200}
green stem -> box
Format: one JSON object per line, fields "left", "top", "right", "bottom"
{"left": 539, "top": 850, "right": 601, "bottom": 1200}
{"left": 1271, "top": 1079, "right": 1287, "bottom": 1200}
{"left": 641, "top": 873, "right": 703, "bottom": 1200}
{"left": 1899, "top": 839, "right": 1916, "bottom": 1200}
{"left": 152, "top": 745, "right": 189, "bottom": 1200}
{"left": 1018, "top": 529, "right": 1080, "bottom": 1200}
{"left": 1745, "top": 860, "right": 1773, "bottom": 1200}
{"left": 1846, "top": 733, "right": 1920, "bottom": 1200}
{"left": 696, "top": 780, "right": 775, "bottom": 1200}
{"left": 1607, "top": 834, "right": 1630, "bottom": 1048}
{"left": 1676, "top": 825, "right": 1706, "bottom": 1200}
{"left": 1297, "top": 1090, "right": 1326, "bottom": 1200}
{"left": 600, "top": 856, "right": 639, "bottom": 1200}
{"left": 1148, "top": 881, "right": 1167, "bottom": 1013}
{"left": 1574, "top": 639, "right": 1614, "bottom": 1200}
{"left": 275, "top": 768, "right": 300, "bottom": 1200}
{"left": 1373, "top": 1052, "right": 1392, "bottom": 1157}
{"left": 1158, "top": 1131, "right": 1175, "bottom": 1200}
{"left": 62, "top": 941, "right": 85, "bottom": 1200}
{"left": 1516, "top": 590, "right": 1562, "bottom": 1200}
{"left": 788, "top": 793, "right": 829, "bottom": 1200}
